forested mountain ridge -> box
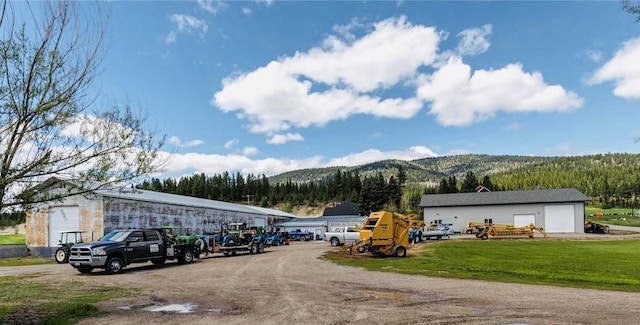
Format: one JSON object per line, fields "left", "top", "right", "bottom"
{"left": 268, "top": 154, "right": 554, "bottom": 186}
{"left": 269, "top": 153, "right": 640, "bottom": 200}
{"left": 137, "top": 153, "right": 640, "bottom": 214}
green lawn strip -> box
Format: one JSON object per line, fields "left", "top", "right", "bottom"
{"left": 0, "top": 234, "right": 25, "bottom": 245}
{"left": 325, "top": 240, "right": 640, "bottom": 292}
{"left": 0, "top": 274, "right": 132, "bottom": 325}
{"left": 0, "top": 257, "right": 54, "bottom": 266}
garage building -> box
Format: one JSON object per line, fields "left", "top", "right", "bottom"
{"left": 26, "top": 178, "right": 295, "bottom": 257}
{"left": 419, "top": 188, "right": 589, "bottom": 233}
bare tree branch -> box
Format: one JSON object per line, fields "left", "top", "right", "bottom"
{"left": 0, "top": 1, "right": 167, "bottom": 210}
{"left": 622, "top": 0, "right": 640, "bottom": 21}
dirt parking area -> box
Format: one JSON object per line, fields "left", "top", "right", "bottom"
{"left": 3, "top": 239, "right": 640, "bottom": 325}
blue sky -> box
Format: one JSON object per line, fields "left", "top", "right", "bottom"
{"left": 78, "top": 1, "right": 640, "bottom": 178}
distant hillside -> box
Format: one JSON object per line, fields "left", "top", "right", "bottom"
{"left": 267, "top": 153, "right": 640, "bottom": 199}
{"left": 268, "top": 154, "right": 555, "bottom": 186}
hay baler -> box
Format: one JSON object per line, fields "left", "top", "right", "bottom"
{"left": 349, "top": 211, "right": 410, "bottom": 257}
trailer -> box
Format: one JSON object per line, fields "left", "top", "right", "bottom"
{"left": 197, "top": 223, "right": 267, "bottom": 257}
{"left": 422, "top": 224, "right": 454, "bottom": 240}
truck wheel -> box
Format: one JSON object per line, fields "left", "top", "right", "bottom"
{"left": 259, "top": 243, "right": 265, "bottom": 253}
{"left": 77, "top": 267, "right": 93, "bottom": 274}
{"left": 178, "top": 250, "right": 194, "bottom": 264}
{"left": 330, "top": 238, "right": 340, "bottom": 247}
{"left": 357, "top": 246, "right": 366, "bottom": 253}
{"left": 393, "top": 246, "right": 407, "bottom": 257}
{"left": 480, "top": 234, "right": 489, "bottom": 240}
{"left": 250, "top": 244, "right": 259, "bottom": 254}
{"left": 54, "top": 248, "right": 69, "bottom": 264}
{"left": 105, "top": 256, "right": 124, "bottom": 274}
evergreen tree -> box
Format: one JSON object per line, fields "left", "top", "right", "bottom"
{"left": 461, "top": 171, "right": 480, "bottom": 192}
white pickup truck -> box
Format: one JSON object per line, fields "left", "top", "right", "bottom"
{"left": 324, "top": 226, "right": 360, "bottom": 246}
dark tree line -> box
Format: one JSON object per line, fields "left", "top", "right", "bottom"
{"left": 425, "top": 171, "right": 500, "bottom": 194}
{"left": 137, "top": 167, "right": 408, "bottom": 215}
{"left": 0, "top": 210, "right": 26, "bottom": 228}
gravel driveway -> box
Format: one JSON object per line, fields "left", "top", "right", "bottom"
{"left": 3, "top": 240, "right": 640, "bottom": 325}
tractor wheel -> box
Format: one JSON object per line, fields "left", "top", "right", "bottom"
{"left": 195, "top": 239, "right": 206, "bottom": 250}
{"left": 250, "top": 244, "right": 259, "bottom": 254}
{"left": 77, "top": 267, "right": 93, "bottom": 274}
{"left": 105, "top": 256, "right": 124, "bottom": 274}
{"left": 330, "top": 238, "right": 340, "bottom": 247}
{"left": 475, "top": 233, "right": 481, "bottom": 238}
{"left": 54, "top": 248, "right": 69, "bottom": 264}
{"left": 357, "top": 246, "right": 366, "bottom": 253}
{"left": 259, "top": 243, "right": 265, "bottom": 253}
{"left": 178, "top": 250, "right": 194, "bottom": 264}
{"left": 393, "top": 246, "right": 407, "bottom": 257}
{"left": 480, "top": 234, "right": 489, "bottom": 240}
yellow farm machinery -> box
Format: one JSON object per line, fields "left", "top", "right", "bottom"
{"left": 476, "top": 223, "right": 547, "bottom": 240}
{"left": 346, "top": 211, "right": 412, "bottom": 257}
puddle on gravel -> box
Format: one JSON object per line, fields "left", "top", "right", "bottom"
{"left": 117, "top": 302, "right": 224, "bottom": 314}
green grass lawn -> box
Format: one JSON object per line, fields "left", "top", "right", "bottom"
{"left": 0, "top": 234, "right": 25, "bottom": 245}
{"left": 0, "top": 274, "right": 132, "bottom": 325}
{"left": 325, "top": 239, "right": 640, "bottom": 292}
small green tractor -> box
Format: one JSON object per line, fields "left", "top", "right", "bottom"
{"left": 54, "top": 230, "right": 86, "bottom": 263}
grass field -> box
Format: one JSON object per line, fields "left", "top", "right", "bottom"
{"left": 325, "top": 239, "right": 640, "bottom": 292}
{"left": 0, "top": 273, "right": 131, "bottom": 325}
{"left": 0, "top": 234, "right": 25, "bottom": 245}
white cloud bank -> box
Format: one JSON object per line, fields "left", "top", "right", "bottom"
{"left": 168, "top": 136, "right": 204, "bottom": 148}
{"left": 165, "top": 14, "right": 208, "bottom": 44}
{"left": 212, "top": 16, "right": 582, "bottom": 143}
{"left": 161, "top": 145, "right": 438, "bottom": 177}
{"left": 589, "top": 37, "right": 640, "bottom": 100}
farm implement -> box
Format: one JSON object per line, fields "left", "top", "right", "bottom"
{"left": 476, "top": 223, "right": 547, "bottom": 240}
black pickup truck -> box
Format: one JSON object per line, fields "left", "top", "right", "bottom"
{"left": 68, "top": 228, "right": 200, "bottom": 274}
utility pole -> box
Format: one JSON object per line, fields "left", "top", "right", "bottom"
{"left": 244, "top": 194, "right": 254, "bottom": 206}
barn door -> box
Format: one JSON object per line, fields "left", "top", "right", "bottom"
{"left": 48, "top": 206, "right": 80, "bottom": 247}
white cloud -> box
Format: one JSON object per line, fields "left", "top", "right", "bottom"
{"left": 197, "top": 0, "right": 227, "bottom": 15}
{"left": 417, "top": 56, "right": 583, "bottom": 126}
{"left": 504, "top": 122, "right": 522, "bottom": 131}
{"left": 214, "top": 16, "right": 438, "bottom": 137}
{"left": 166, "top": 14, "right": 208, "bottom": 44}
{"left": 266, "top": 133, "right": 304, "bottom": 145}
{"left": 589, "top": 37, "right": 640, "bottom": 100}
{"left": 213, "top": 17, "right": 582, "bottom": 139}
{"left": 224, "top": 139, "right": 238, "bottom": 149}
{"left": 456, "top": 24, "right": 491, "bottom": 56}
{"left": 168, "top": 136, "right": 204, "bottom": 148}
{"left": 255, "top": 0, "right": 273, "bottom": 5}
{"left": 242, "top": 146, "right": 259, "bottom": 156}
{"left": 241, "top": 7, "right": 252, "bottom": 15}
{"left": 165, "top": 31, "right": 177, "bottom": 45}
{"left": 159, "top": 145, "right": 439, "bottom": 177}
{"left": 583, "top": 49, "right": 603, "bottom": 63}
{"left": 327, "top": 146, "right": 438, "bottom": 167}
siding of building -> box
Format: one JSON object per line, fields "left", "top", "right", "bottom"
{"left": 102, "top": 197, "right": 267, "bottom": 234}
{"left": 420, "top": 188, "right": 588, "bottom": 233}
{"left": 26, "top": 182, "right": 294, "bottom": 257}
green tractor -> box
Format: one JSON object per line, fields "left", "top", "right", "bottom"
{"left": 54, "top": 230, "right": 86, "bottom": 263}
{"left": 162, "top": 226, "right": 200, "bottom": 245}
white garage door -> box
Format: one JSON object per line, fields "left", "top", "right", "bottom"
{"left": 544, "top": 205, "right": 575, "bottom": 232}
{"left": 513, "top": 214, "right": 535, "bottom": 227}
{"left": 48, "top": 206, "right": 80, "bottom": 247}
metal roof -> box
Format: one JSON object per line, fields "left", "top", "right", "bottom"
{"left": 419, "top": 188, "right": 590, "bottom": 208}
{"left": 96, "top": 188, "right": 298, "bottom": 218}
